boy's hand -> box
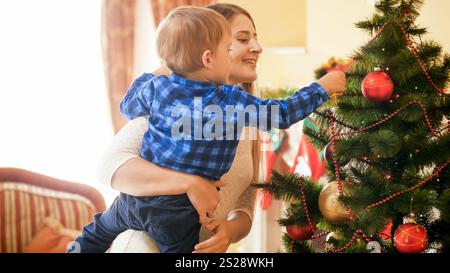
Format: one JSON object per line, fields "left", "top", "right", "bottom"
{"left": 185, "top": 178, "right": 226, "bottom": 224}
{"left": 316, "top": 71, "right": 346, "bottom": 97}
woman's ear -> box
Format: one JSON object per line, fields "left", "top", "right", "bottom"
{"left": 202, "top": 50, "right": 213, "bottom": 69}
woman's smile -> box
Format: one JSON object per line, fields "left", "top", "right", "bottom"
{"left": 242, "top": 58, "right": 257, "bottom": 66}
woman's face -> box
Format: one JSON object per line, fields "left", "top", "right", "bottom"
{"left": 228, "top": 14, "right": 263, "bottom": 85}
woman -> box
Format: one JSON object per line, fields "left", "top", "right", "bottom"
{"left": 98, "top": 3, "right": 263, "bottom": 253}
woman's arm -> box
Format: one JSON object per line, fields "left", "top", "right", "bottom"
{"left": 112, "top": 157, "right": 195, "bottom": 196}
{"left": 97, "top": 117, "right": 224, "bottom": 223}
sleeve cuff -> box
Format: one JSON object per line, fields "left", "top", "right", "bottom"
{"left": 227, "top": 209, "right": 253, "bottom": 224}
{"left": 97, "top": 154, "right": 139, "bottom": 187}
{"left": 311, "top": 82, "right": 330, "bottom": 101}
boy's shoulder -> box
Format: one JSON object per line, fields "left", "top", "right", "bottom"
{"left": 221, "top": 84, "right": 258, "bottom": 101}
{"left": 130, "top": 73, "right": 166, "bottom": 87}
{"left": 136, "top": 73, "right": 171, "bottom": 82}
{"left": 221, "top": 84, "right": 244, "bottom": 94}
{"left": 140, "top": 73, "right": 174, "bottom": 87}
{"left": 137, "top": 73, "right": 157, "bottom": 82}
{"left": 148, "top": 73, "right": 171, "bottom": 82}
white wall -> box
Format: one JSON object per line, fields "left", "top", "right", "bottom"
{"left": 257, "top": 0, "right": 450, "bottom": 89}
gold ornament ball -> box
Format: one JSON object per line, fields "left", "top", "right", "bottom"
{"left": 319, "top": 180, "right": 353, "bottom": 225}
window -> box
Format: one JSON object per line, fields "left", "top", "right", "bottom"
{"left": 0, "top": 0, "right": 117, "bottom": 204}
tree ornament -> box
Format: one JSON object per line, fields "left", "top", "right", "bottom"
{"left": 325, "top": 231, "right": 341, "bottom": 242}
{"left": 355, "top": 238, "right": 366, "bottom": 247}
{"left": 321, "top": 143, "right": 335, "bottom": 162}
{"left": 318, "top": 180, "right": 354, "bottom": 225}
{"left": 393, "top": 212, "right": 428, "bottom": 253}
{"left": 361, "top": 68, "right": 394, "bottom": 102}
{"left": 286, "top": 224, "right": 315, "bottom": 241}
{"left": 378, "top": 219, "right": 393, "bottom": 242}
{"left": 384, "top": 173, "right": 392, "bottom": 182}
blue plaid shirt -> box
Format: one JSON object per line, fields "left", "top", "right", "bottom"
{"left": 120, "top": 73, "right": 329, "bottom": 180}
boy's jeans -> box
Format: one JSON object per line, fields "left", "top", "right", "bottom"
{"left": 68, "top": 193, "right": 200, "bottom": 253}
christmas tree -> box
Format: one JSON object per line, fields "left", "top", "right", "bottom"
{"left": 256, "top": 0, "right": 449, "bottom": 253}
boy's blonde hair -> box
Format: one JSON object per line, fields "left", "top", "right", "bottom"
{"left": 156, "top": 6, "right": 231, "bottom": 75}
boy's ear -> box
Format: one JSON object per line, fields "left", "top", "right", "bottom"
{"left": 202, "top": 50, "right": 213, "bottom": 69}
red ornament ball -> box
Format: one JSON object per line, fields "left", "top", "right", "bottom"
{"left": 286, "top": 225, "right": 315, "bottom": 241}
{"left": 361, "top": 71, "right": 394, "bottom": 102}
{"left": 394, "top": 222, "right": 428, "bottom": 253}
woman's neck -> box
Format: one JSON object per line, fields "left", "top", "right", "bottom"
{"left": 227, "top": 79, "right": 240, "bottom": 85}
{"left": 226, "top": 75, "right": 241, "bottom": 85}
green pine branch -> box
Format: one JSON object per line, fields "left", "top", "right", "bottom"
{"left": 269, "top": 0, "right": 450, "bottom": 253}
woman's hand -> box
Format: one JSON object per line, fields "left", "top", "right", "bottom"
{"left": 192, "top": 220, "right": 233, "bottom": 253}
{"left": 193, "top": 211, "right": 252, "bottom": 253}
{"left": 186, "top": 178, "right": 226, "bottom": 224}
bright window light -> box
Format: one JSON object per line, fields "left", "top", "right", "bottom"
{"left": 0, "top": 0, "right": 118, "bottom": 205}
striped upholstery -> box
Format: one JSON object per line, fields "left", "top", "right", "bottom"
{"left": 0, "top": 182, "right": 98, "bottom": 253}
